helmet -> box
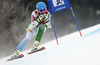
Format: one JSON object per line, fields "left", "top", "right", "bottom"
{"left": 36, "top": 2, "right": 46, "bottom": 9}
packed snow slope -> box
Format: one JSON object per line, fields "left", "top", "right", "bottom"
{"left": 1, "top": 24, "right": 100, "bottom": 65}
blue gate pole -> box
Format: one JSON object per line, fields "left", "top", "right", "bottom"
{"left": 70, "top": 7, "right": 82, "bottom": 36}
{"left": 51, "top": 14, "right": 59, "bottom": 45}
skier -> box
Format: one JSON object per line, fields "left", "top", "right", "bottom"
{"left": 12, "top": 2, "right": 51, "bottom": 58}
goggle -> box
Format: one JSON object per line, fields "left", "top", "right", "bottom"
{"left": 39, "top": 9, "right": 46, "bottom": 12}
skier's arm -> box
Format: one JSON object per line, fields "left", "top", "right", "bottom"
{"left": 29, "top": 11, "right": 39, "bottom": 28}
{"left": 44, "top": 12, "right": 52, "bottom": 29}
{"left": 26, "top": 11, "right": 39, "bottom": 32}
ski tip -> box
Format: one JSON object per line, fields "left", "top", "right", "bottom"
{"left": 42, "top": 47, "right": 45, "bottom": 49}
{"left": 20, "top": 54, "right": 24, "bottom": 57}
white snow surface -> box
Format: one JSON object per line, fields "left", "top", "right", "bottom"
{"left": 0, "top": 24, "right": 100, "bottom": 65}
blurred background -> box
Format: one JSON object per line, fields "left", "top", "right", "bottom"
{"left": 0, "top": 0, "right": 100, "bottom": 58}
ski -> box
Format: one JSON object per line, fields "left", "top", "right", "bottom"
{"left": 7, "top": 54, "right": 24, "bottom": 61}
{"left": 28, "top": 47, "right": 45, "bottom": 54}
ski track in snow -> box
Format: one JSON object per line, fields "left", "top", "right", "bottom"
{"left": 0, "top": 24, "right": 100, "bottom": 65}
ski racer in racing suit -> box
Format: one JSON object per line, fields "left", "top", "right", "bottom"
{"left": 11, "top": 2, "right": 51, "bottom": 58}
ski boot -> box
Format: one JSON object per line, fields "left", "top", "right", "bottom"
{"left": 31, "top": 41, "right": 39, "bottom": 51}
{"left": 11, "top": 49, "right": 20, "bottom": 58}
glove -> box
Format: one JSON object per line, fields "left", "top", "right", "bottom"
{"left": 43, "top": 14, "right": 49, "bottom": 23}
{"left": 45, "top": 22, "right": 51, "bottom": 29}
{"left": 37, "top": 15, "right": 44, "bottom": 23}
{"left": 37, "top": 14, "right": 50, "bottom": 28}
{"left": 37, "top": 14, "right": 49, "bottom": 23}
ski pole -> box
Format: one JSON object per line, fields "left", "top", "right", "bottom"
{"left": 70, "top": 7, "right": 82, "bottom": 36}
{"left": 51, "top": 15, "right": 59, "bottom": 45}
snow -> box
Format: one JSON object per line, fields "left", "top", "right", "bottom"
{"left": 0, "top": 24, "right": 100, "bottom": 65}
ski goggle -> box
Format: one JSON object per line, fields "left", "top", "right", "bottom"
{"left": 39, "top": 9, "right": 46, "bottom": 12}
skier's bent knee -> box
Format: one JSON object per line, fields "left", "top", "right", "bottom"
{"left": 28, "top": 29, "right": 32, "bottom": 32}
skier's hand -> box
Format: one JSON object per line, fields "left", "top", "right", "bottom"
{"left": 37, "top": 14, "right": 49, "bottom": 22}
{"left": 43, "top": 14, "right": 51, "bottom": 29}
{"left": 37, "top": 18, "right": 41, "bottom": 23}
{"left": 38, "top": 15, "right": 44, "bottom": 21}
{"left": 43, "top": 14, "right": 49, "bottom": 23}
{"left": 37, "top": 15, "right": 45, "bottom": 22}
{"left": 37, "top": 14, "right": 50, "bottom": 27}
{"left": 37, "top": 15, "right": 44, "bottom": 23}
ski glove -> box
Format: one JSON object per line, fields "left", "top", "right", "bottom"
{"left": 43, "top": 14, "right": 49, "bottom": 23}
{"left": 36, "top": 14, "right": 51, "bottom": 28}
{"left": 37, "top": 14, "right": 49, "bottom": 23}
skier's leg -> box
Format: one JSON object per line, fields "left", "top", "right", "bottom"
{"left": 32, "top": 24, "right": 46, "bottom": 51}
{"left": 17, "top": 28, "right": 36, "bottom": 51}
{"left": 11, "top": 27, "right": 37, "bottom": 58}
